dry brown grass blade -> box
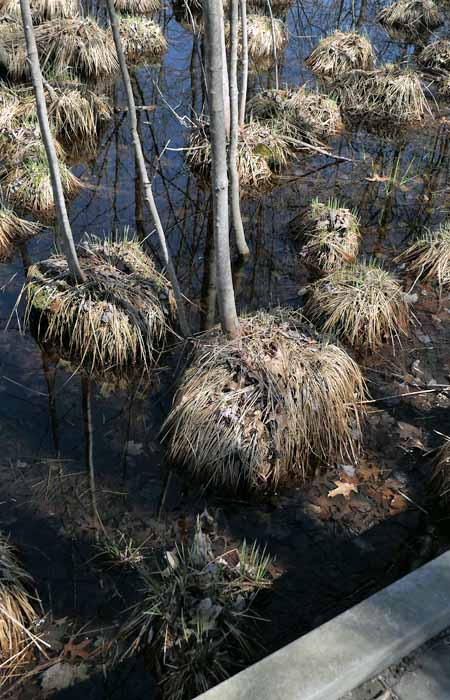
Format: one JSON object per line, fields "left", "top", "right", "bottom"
{"left": 119, "top": 15, "right": 167, "bottom": 62}
{"left": 305, "top": 259, "right": 410, "bottom": 352}
{"left": 431, "top": 436, "right": 450, "bottom": 505}
{"left": 0, "top": 0, "right": 77, "bottom": 22}
{"left": 114, "top": 0, "right": 161, "bottom": 14}
{"left": 377, "top": 0, "right": 442, "bottom": 42}
{"left": 418, "top": 39, "right": 450, "bottom": 72}
{"left": 0, "top": 202, "right": 41, "bottom": 259}
{"left": 163, "top": 309, "right": 367, "bottom": 491}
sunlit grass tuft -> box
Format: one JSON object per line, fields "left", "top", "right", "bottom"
{"left": 305, "top": 259, "right": 410, "bottom": 352}
{"left": 377, "top": 0, "right": 442, "bottom": 42}
{"left": 119, "top": 15, "right": 167, "bottom": 62}
{"left": 0, "top": 0, "right": 77, "bottom": 22}
{"left": 418, "top": 39, "right": 450, "bottom": 72}
{"left": 114, "top": 0, "right": 161, "bottom": 14}
{"left": 0, "top": 201, "right": 41, "bottom": 259}
{"left": 394, "top": 221, "right": 450, "bottom": 292}
{"left": 305, "top": 31, "right": 375, "bottom": 81}
{"left": 163, "top": 309, "right": 366, "bottom": 491}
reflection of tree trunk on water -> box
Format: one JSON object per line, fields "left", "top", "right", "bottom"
{"left": 200, "top": 201, "right": 217, "bottom": 331}
{"left": 41, "top": 353, "right": 61, "bottom": 458}
{"left": 81, "top": 376, "right": 101, "bottom": 541}
{"left": 355, "top": 0, "right": 368, "bottom": 28}
{"left": 379, "top": 144, "right": 404, "bottom": 234}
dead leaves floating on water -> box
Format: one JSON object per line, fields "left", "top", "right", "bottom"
{"left": 328, "top": 480, "right": 358, "bottom": 499}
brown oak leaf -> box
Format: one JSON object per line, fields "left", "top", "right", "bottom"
{"left": 328, "top": 481, "right": 358, "bottom": 500}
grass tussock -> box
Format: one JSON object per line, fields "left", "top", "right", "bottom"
{"left": 0, "top": 533, "right": 37, "bottom": 686}
{"left": 164, "top": 310, "right": 366, "bottom": 491}
{"left": 394, "top": 221, "right": 450, "bottom": 291}
{"left": 0, "top": 201, "right": 41, "bottom": 259}
{"left": 114, "top": 0, "right": 161, "bottom": 14}
{"left": 305, "top": 31, "right": 375, "bottom": 81}
{"left": 431, "top": 437, "right": 450, "bottom": 505}
{"left": 25, "top": 235, "right": 175, "bottom": 373}
{"left": 418, "top": 39, "right": 450, "bottom": 72}
{"left": 377, "top": 0, "right": 442, "bottom": 42}
{"left": 0, "top": 0, "right": 77, "bottom": 22}
{"left": 305, "top": 260, "right": 410, "bottom": 352}
{"left": 119, "top": 16, "right": 167, "bottom": 62}
{"left": 121, "top": 516, "right": 273, "bottom": 699}
{"left": 1, "top": 142, "right": 81, "bottom": 216}
{"left": 186, "top": 119, "right": 295, "bottom": 195}
{"left": 48, "top": 87, "right": 112, "bottom": 149}
{"left": 335, "top": 66, "right": 430, "bottom": 127}
{"left": 294, "top": 198, "right": 360, "bottom": 274}
{"left": 247, "top": 0, "right": 293, "bottom": 12}
{"left": 5, "top": 17, "right": 119, "bottom": 81}
{"left": 247, "top": 14, "right": 287, "bottom": 65}
{"left": 247, "top": 86, "right": 342, "bottom": 140}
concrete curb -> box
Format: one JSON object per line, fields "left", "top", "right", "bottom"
{"left": 195, "top": 551, "right": 450, "bottom": 700}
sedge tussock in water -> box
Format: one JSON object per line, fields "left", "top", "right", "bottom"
{"left": 377, "top": 0, "right": 442, "bottom": 42}
{"left": 0, "top": 0, "right": 77, "bottom": 22}
{"left": 1, "top": 143, "right": 81, "bottom": 216}
{"left": 305, "top": 31, "right": 375, "bottom": 81}
{"left": 119, "top": 16, "right": 167, "bottom": 62}
{"left": 0, "top": 201, "right": 41, "bottom": 259}
{"left": 247, "top": 0, "right": 293, "bottom": 12}
{"left": 293, "top": 198, "right": 360, "bottom": 274}
{"left": 431, "top": 437, "right": 450, "bottom": 505}
{"left": 394, "top": 221, "right": 450, "bottom": 291}
{"left": 25, "top": 236, "right": 175, "bottom": 373}
{"left": 97, "top": 531, "right": 146, "bottom": 570}
{"left": 247, "top": 86, "right": 342, "bottom": 140}
{"left": 163, "top": 310, "right": 366, "bottom": 491}
{"left": 121, "top": 517, "right": 273, "bottom": 699}
{"left": 305, "top": 260, "right": 410, "bottom": 352}
{"left": 114, "top": 0, "right": 161, "bottom": 14}
{"left": 246, "top": 14, "right": 287, "bottom": 66}
{"left": 48, "top": 87, "right": 112, "bottom": 149}
{"left": 186, "top": 120, "right": 293, "bottom": 195}
{"left": 418, "top": 39, "right": 450, "bottom": 72}
{"left": 4, "top": 17, "right": 119, "bottom": 81}
{"left": 0, "top": 533, "right": 37, "bottom": 686}
{"left": 335, "top": 66, "right": 430, "bottom": 127}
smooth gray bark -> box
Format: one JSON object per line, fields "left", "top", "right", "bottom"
{"left": 105, "top": 0, "right": 191, "bottom": 338}
{"left": 20, "top": 0, "right": 85, "bottom": 283}
{"left": 228, "top": 0, "right": 249, "bottom": 258}
{"left": 203, "top": 0, "right": 239, "bottom": 336}
{"left": 218, "top": 0, "right": 231, "bottom": 137}
{"left": 239, "top": 0, "right": 248, "bottom": 126}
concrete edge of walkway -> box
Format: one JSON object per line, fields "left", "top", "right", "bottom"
{"left": 194, "top": 550, "right": 450, "bottom": 700}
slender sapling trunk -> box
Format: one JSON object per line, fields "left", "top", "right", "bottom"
{"left": 105, "top": 0, "right": 191, "bottom": 338}
{"left": 218, "top": 0, "right": 231, "bottom": 137}
{"left": 20, "top": 0, "right": 86, "bottom": 284}
{"left": 229, "top": 0, "right": 249, "bottom": 258}
{"left": 203, "top": 0, "right": 239, "bottom": 337}
{"left": 239, "top": 0, "right": 248, "bottom": 126}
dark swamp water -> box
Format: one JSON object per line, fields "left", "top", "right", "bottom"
{"left": 1, "top": 0, "right": 450, "bottom": 697}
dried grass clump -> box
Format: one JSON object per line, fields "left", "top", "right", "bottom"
{"left": 0, "top": 201, "right": 41, "bottom": 259}
{"left": 25, "top": 236, "right": 175, "bottom": 373}
{"left": 246, "top": 14, "right": 287, "bottom": 66}
{"left": 186, "top": 120, "right": 293, "bottom": 194}
{"left": 294, "top": 198, "right": 360, "bottom": 273}
{"left": 1, "top": 142, "right": 81, "bottom": 216}
{"left": 164, "top": 310, "right": 366, "bottom": 491}
{"left": 395, "top": 221, "right": 450, "bottom": 291}
{"left": 431, "top": 437, "right": 450, "bottom": 504}
{"left": 377, "top": 0, "right": 442, "bottom": 42}
{"left": 335, "top": 66, "right": 430, "bottom": 127}
{"left": 0, "top": 533, "right": 37, "bottom": 686}
{"left": 247, "top": 86, "right": 342, "bottom": 139}
{"left": 5, "top": 17, "right": 119, "bottom": 81}
{"left": 114, "top": 0, "right": 161, "bottom": 14}
{"left": 418, "top": 39, "right": 450, "bottom": 72}
{"left": 305, "top": 31, "right": 375, "bottom": 81}
{"left": 119, "top": 16, "right": 167, "bottom": 62}
{"left": 305, "top": 260, "right": 410, "bottom": 351}
{"left": 0, "top": 0, "right": 77, "bottom": 22}
{"left": 248, "top": 0, "right": 293, "bottom": 12}
{"left": 48, "top": 87, "right": 112, "bottom": 148}
{"left": 122, "top": 517, "right": 272, "bottom": 699}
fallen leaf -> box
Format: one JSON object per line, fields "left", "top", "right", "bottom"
{"left": 358, "top": 463, "right": 381, "bottom": 482}
{"left": 390, "top": 493, "right": 408, "bottom": 512}
{"left": 397, "top": 422, "right": 425, "bottom": 449}
{"left": 328, "top": 481, "right": 358, "bottom": 499}
{"left": 63, "top": 638, "right": 91, "bottom": 661}
{"left": 365, "top": 173, "right": 390, "bottom": 182}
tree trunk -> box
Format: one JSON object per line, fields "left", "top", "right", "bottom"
{"left": 239, "top": 0, "right": 248, "bottom": 126}
{"left": 203, "top": 0, "right": 239, "bottom": 337}
{"left": 218, "top": 0, "right": 230, "bottom": 137}
{"left": 20, "top": 0, "right": 85, "bottom": 284}
{"left": 229, "top": 0, "right": 249, "bottom": 258}
{"left": 105, "top": 0, "right": 191, "bottom": 338}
